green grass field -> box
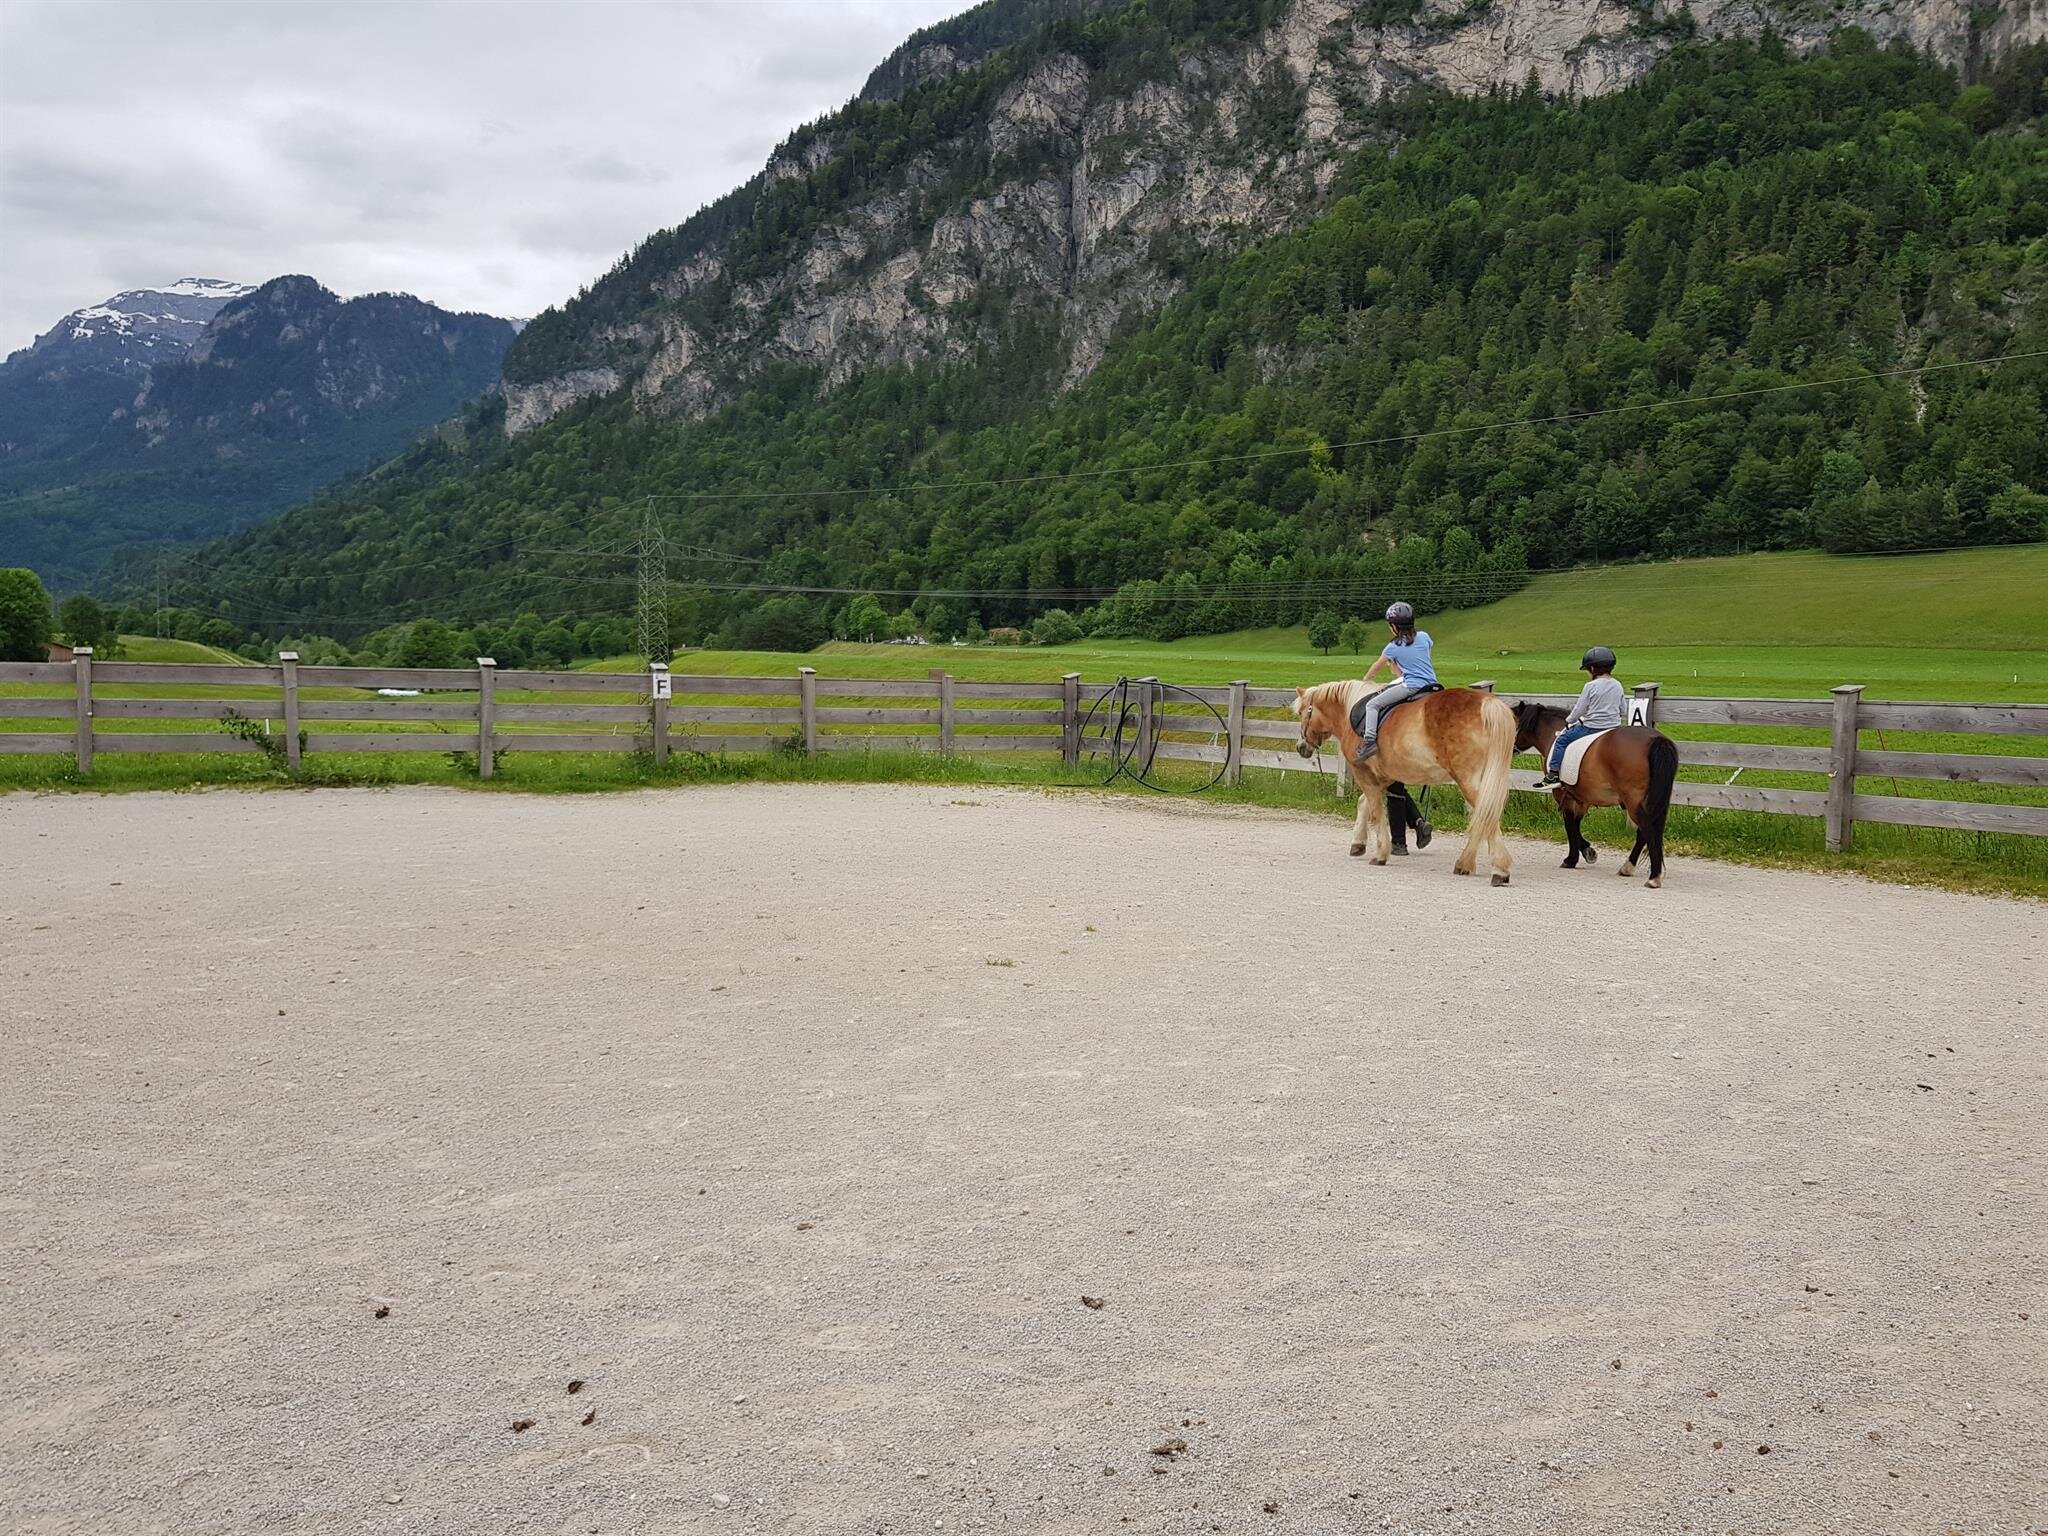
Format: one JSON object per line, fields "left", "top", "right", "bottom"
{"left": 108, "top": 636, "right": 255, "bottom": 665}
{"left": 5, "top": 551, "right": 2044, "bottom": 897}
{"left": 1425, "top": 546, "right": 2048, "bottom": 651}
{"left": 646, "top": 547, "right": 2048, "bottom": 703}
{"left": 660, "top": 632, "right": 2046, "bottom": 703}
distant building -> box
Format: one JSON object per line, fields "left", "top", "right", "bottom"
{"left": 43, "top": 641, "right": 75, "bottom": 663}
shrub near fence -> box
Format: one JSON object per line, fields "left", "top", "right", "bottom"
{"left": 3, "top": 653, "right": 2045, "bottom": 849}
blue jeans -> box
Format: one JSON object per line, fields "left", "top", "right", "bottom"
{"left": 1547, "top": 720, "right": 1598, "bottom": 776}
{"left": 1351, "top": 683, "right": 1421, "bottom": 760}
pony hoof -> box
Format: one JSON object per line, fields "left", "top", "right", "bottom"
{"left": 1349, "top": 843, "right": 1366, "bottom": 857}
{"left": 1582, "top": 848, "right": 1598, "bottom": 864}
{"left": 1617, "top": 864, "right": 1635, "bottom": 878}
{"left": 1560, "top": 857, "right": 1576, "bottom": 869}
{"left": 1453, "top": 865, "right": 1472, "bottom": 877}
{"left": 1370, "top": 855, "right": 1388, "bottom": 866}
{"left": 1491, "top": 873, "right": 1510, "bottom": 887}
{"left": 1646, "top": 876, "right": 1662, "bottom": 889}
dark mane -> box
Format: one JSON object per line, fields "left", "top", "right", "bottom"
{"left": 1510, "top": 699, "right": 1571, "bottom": 751}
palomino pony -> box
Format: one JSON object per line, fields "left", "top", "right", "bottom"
{"left": 1294, "top": 680, "right": 1518, "bottom": 885}
{"left": 1509, "top": 703, "right": 1680, "bottom": 887}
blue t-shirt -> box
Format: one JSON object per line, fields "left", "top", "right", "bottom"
{"left": 1381, "top": 630, "right": 1437, "bottom": 688}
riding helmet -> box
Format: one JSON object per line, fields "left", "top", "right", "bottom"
{"left": 1580, "top": 645, "right": 1617, "bottom": 672}
{"left": 1385, "top": 600, "right": 1415, "bottom": 625}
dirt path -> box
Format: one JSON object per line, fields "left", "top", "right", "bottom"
{"left": 3, "top": 784, "right": 2041, "bottom": 1535}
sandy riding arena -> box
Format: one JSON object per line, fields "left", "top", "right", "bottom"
{"left": 4, "top": 785, "right": 2042, "bottom": 1535}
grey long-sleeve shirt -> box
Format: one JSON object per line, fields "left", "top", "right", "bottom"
{"left": 1567, "top": 674, "right": 1625, "bottom": 729}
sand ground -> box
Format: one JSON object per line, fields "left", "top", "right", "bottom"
{"left": 2, "top": 783, "right": 2042, "bottom": 1535}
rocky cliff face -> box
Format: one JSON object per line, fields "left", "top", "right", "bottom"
{"left": 504, "top": 0, "right": 2046, "bottom": 434}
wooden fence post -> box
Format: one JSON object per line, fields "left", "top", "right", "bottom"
{"left": 278, "top": 651, "right": 302, "bottom": 771}
{"left": 1061, "top": 673, "right": 1081, "bottom": 767}
{"left": 476, "top": 658, "right": 496, "bottom": 779}
{"left": 72, "top": 645, "right": 93, "bottom": 773}
{"left": 1631, "top": 680, "right": 1660, "bottom": 726}
{"left": 1227, "top": 679, "right": 1248, "bottom": 786}
{"left": 1135, "top": 676, "right": 1157, "bottom": 771}
{"left": 1827, "top": 684, "right": 1863, "bottom": 853}
{"left": 938, "top": 671, "right": 955, "bottom": 757}
{"left": 649, "top": 661, "right": 670, "bottom": 766}
{"left": 799, "top": 666, "right": 818, "bottom": 754}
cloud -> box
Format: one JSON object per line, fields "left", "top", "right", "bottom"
{"left": 0, "top": 0, "right": 964, "bottom": 352}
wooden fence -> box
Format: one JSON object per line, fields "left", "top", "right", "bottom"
{"left": 4, "top": 652, "right": 2045, "bottom": 848}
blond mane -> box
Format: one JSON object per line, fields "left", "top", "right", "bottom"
{"left": 1298, "top": 678, "right": 1383, "bottom": 714}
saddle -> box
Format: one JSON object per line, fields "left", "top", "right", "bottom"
{"left": 1348, "top": 682, "right": 1442, "bottom": 736}
{"left": 1559, "top": 727, "right": 1615, "bottom": 786}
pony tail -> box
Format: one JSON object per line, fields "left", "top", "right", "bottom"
{"left": 1641, "top": 733, "right": 1679, "bottom": 833}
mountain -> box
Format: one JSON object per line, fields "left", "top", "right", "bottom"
{"left": 169, "top": 1, "right": 2048, "bottom": 652}
{"left": 5, "top": 277, "right": 255, "bottom": 384}
{"left": 0, "top": 279, "right": 255, "bottom": 465}
{"left": 500, "top": 0, "right": 2045, "bottom": 435}
{"left": 0, "top": 277, "right": 515, "bottom": 588}
{"left": 856, "top": 0, "right": 1120, "bottom": 102}
{"left": 127, "top": 277, "right": 514, "bottom": 448}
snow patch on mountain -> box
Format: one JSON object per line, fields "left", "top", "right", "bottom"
{"left": 8, "top": 277, "right": 259, "bottom": 374}
{"left": 158, "top": 278, "right": 255, "bottom": 299}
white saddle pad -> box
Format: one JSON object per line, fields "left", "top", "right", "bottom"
{"left": 1560, "top": 727, "right": 1615, "bottom": 785}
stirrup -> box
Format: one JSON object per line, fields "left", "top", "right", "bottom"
{"left": 1351, "top": 741, "right": 1377, "bottom": 767}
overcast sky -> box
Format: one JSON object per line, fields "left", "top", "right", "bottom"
{"left": 0, "top": 0, "right": 966, "bottom": 353}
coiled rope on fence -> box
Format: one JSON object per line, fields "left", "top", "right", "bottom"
{"left": 1072, "top": 677, "right": 1231, "bottom": 794}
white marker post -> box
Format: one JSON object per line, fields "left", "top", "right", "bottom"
{"left": 649, "top": 662, "right": 671, "bottom": 766}
{"left": 1628, "top": 682, "right": 1659, "bottom": 727}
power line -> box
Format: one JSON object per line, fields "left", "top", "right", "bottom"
{"left": 126, "top": 347, "right": 2048, "bottom": 627}
{"left": 561, "top": 349, "right": 2048, "bottom": 505}
{"left": 662, "top": 545, "right": 2037, "bottom": 605}
{"left": 176, "top": 343, "right": 2048, "bottom": 611}
{"left": 149, "top": 568, "right": 638, "bottom": 631}
{"left": 140, "top": 533, "right": 2040, "bottom": 633}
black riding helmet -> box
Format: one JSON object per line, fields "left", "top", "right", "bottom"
{"left": 1385, "top": 601, "right": 1414, "bottom": 625}
{"left": 1581, "top": 645, "right": 1617, "bottom": 672}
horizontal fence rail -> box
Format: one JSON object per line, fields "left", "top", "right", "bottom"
{"left": 3, "top": 654, "right": 2044, "bottom": 844}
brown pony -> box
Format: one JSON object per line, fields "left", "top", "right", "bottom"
{"left": 1294, "top": 680, "right": 1518, "bottom": 885}
{"left": 1509, "top": 703, "right": 1681, "bottom": 887}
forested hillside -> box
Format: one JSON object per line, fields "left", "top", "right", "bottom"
{"left": 162, "top": 27, "right": 2048, "bottom": 653}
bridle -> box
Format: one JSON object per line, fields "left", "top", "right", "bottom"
{"left": 1294, "top": 695, "right": 1326, "bottom": 760}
